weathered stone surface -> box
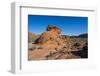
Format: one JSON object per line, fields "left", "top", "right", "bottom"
{"left": 34, "top": 25, "right": 61, "bottom": 44}
{"left": 28, "top": 25, "right": 88, "bottom": 60}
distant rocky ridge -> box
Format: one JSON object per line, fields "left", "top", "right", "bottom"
{"left": 28, "top": 32, "right": 40, "bottom": 42}
{"left": 28, "top": 25, "right": 88, "bottom": 60}
{"left": 78, "top": 33, "right": 88, "bottom": 38}
{"left": 70, "top": 33, "right": 88, "bottom": 38}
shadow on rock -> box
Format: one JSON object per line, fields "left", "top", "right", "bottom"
{"left": 71, "top": 43, "right": 88, "bottom": 58}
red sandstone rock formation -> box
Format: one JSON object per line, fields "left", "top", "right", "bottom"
{"left": 28, "top": 25, "right": 88, "bottom": 60}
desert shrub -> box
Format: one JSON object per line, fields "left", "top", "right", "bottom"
{"left": 55, "top": 48, "right": 57, "bottom": 51}
{"left": 28, "top": 46, "right": 36, "bottom": 51}
{"left": 29, "top": 48, "right": 33, "bottom": 50}
{"left": 37, "top": 46, "right": 43, "bottom": 49}
{"left": 28, "top": 43, "right": 43, "bottom": 51}
{"left": 73, "top": 43, "right": 80, "bottom": 47}
{"left": 49, "top": 51, "right": 53, "bottom": 56}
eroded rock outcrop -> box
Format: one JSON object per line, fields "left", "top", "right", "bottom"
{"left": 28, "top": 25, "right": 88, "bottom": 60}
{"left": 33, "top": 25, "right": 66, "bottom": 50}
{"left": 34, "top": 25, "right": 61, "bottom": 44}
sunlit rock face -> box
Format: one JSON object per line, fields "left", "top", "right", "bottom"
{"left": 34, "top": 25, "right": 61, "bottom": 44}
{"left": 28, "top": 25, "right": 88, "bottom": 60}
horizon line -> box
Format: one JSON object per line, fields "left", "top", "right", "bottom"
{"left": 28, "top": 31, "right": 88, "bottom": 36}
